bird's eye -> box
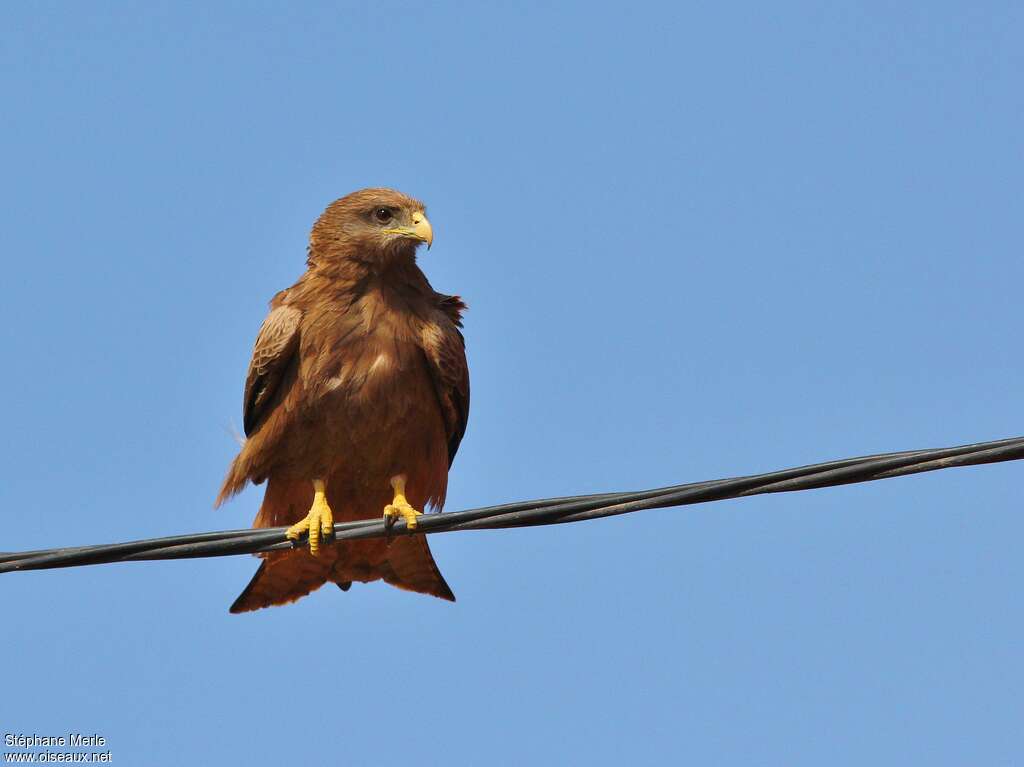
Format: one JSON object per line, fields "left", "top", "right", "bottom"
{"left": 374, "top": 207, "right": 393, "bottom": 224}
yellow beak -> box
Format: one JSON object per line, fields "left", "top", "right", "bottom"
{"left": 385, "top": 211, "right": 433, "bottom": 249}
{"left": 410, "top": 210, "right": 433, "bottom": 249}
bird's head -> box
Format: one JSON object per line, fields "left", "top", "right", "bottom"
{"left": 309, "top": 188, "right": 433, "bottom": 269}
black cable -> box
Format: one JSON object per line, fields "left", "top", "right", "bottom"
{"left": 1, "top": 435, "right": 1020, "bottom": 574}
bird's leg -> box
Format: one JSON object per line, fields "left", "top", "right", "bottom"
{"left": 383, "top": 475, "right": 422, "bottom": 532}
{"left": 285, "top": 479, "right": 334, "bottom": 556}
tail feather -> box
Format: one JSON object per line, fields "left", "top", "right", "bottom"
{"left": 230, "top": 539, "right": 455, "bottom": 612}
{"left": 229, "top": 553, "right": 333, "bottom": 613}
{"left": 382, "top": 536, "right": 456, "bottom": 602}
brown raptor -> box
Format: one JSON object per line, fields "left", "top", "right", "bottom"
{"left": 216, "top": 188, "right": 469, "bottom": 613}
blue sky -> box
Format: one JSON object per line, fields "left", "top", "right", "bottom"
{"left": 2, "top": 2, "right": 1021, "bottom": 764}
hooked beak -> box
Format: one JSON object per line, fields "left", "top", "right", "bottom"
{"left": 384, "top": 210, "right": 433, "bottom": 249}
{"left": 411, "top": 210, "right": 433, "bottom": 249}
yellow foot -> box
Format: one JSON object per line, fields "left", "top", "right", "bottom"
{"left": 286, "top": 479, "right": 334, "bottom": 556}
{"left": 383, "top": 475, "right": 422, "bottom": 532}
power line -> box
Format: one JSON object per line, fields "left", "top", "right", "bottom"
{"left": 1, "top": 434, "right": 1021, "bottom": 574}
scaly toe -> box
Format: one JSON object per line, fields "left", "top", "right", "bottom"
{"left": 286, "top": 498, "right": 334, "bottom": 556}
{"left": 285, "top": 516, "right": 311, "bottom": 542}
{"left": 383, "top": 502, "right": 421, "bottom": 531}
{"left": 315, "top": 498, "right": 334, "bottom": 540}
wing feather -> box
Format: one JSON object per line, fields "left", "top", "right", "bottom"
{"left": 242, "top": 304, "right": 302, "bottom": 436}
{"left": 422, "top": 295, "right": 470, "bottom": 466}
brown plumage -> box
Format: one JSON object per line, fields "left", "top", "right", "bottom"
{"left": 216, "top": 188, "right": 469, "bottom": 613}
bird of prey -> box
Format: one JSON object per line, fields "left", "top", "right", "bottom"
{"left": 216, "top": 188, "right": 469, "bottom": 613}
